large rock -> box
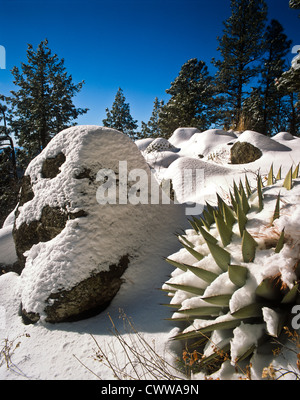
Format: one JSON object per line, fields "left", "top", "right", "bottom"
{"left": 230, "top": 141, "right": 262, "bottom": 164}
{"left": 15, "top": 125, "right": 178, "bottom": 323}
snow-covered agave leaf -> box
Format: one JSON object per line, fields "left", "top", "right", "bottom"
{"left": 198, "top": 225, "right": 218, "bottom": 245}
{"left": 203, "top": 208, "right": 215, "bottom": 227}
{"left": 262, "top": 307, "right": 286, "bottom": 337}
{"left": 242, "top": 229, "right": 258, "bottom": 262}
{"left": 177, "top": 306, "right": 223, "bottom": 318}
{"left": 181, "top": 243, "right": 204, "bottom": 261}
{"left": 178, "top": 234, "right": 195, "bottom": 249}
{"left": 239, "top": 181, "right": 250, "bottom": 214}
{"left": 272, "top": 193, "right": 280, "bottom": 223}
{"left": 185, "top": 265, "right": 219, "bottom": 284}
{"left": 276, "top": 166, "right": 282, "bottom": 181}
{"left": 283, "top": 167, "right": 292, "bottom": 190}
{"left": 214, "top": 211, "right": 233, "bottom": 247}
{"left": 199, "top": 342, "right": 231, "bottom": 368}
{"left": 231, "top": 303, "right": 262, "bottom": 319}
{"left": 234, "top": 343, "right": 257, "bottom": 364}
{"left": 267, "top": 163, "right": 274, "bottom": 186}
{"left": 257, "top": 173, "right": 264, "bottom": 212}
{"left": 228, "top": 264, "right": 248, "bottom": 288}
{"left": 165, "top": 258, "right": 189, "bottom": 272}
{"left": 275, "top": 229, "right": 285, "bottom": 254}
{"left": 281, "top": 284, "right": 299, "bottom": 304}
{"left": 173, "top": 319, "right": 242, "bottom": 341}
{"left": 201, "top": 294, "right": 231, "bottom": 306}
{"left": 245, "top": 175, "right": 252, "bottom": 197}
{"left": 292, "top": 163, "right": 299, "bottom": 179}
{"left": 255, "top": 278, "right": 281, "bottom": 301}
{"left": 222, "top": 201, "right": 236, "bottom": 229}
{"left": 205, "top": 240, "right": 231, "bottom": 272}
{"left": 237, "top": 202, "right": 248, "bottom": 236}
{"left": 197, "top": 318, "right": 242, "bottom": 335}
{"left": 166, "top": 283, "right": 205, "bottom": 296}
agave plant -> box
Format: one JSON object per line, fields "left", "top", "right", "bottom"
{"left": 163, "top": 164, "right": 300, "bottom": 374}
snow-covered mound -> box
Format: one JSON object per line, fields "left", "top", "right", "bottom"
{"left": 135, "top": 137, "right": 154, "bottom": 151}
{"left": 272, "top": 132, "right": 297, "bottom": 141}
{"left": 168, "top": 127, "right": 200, "bottom": 147}
{"left": 163, "top": 156, "right": 241, "bottom": 204}
{"left": 144, "top": 137, "right": 179, "bottom": 153}
{"left": 179, "top": 129, "right": 237, "bottom": 158}
{"left": 235, "top": 130, "right": 291, "bottom": 152}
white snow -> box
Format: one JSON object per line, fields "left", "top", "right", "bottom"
{"left": 0, "top": 126, "right": 300, "bottom": 380}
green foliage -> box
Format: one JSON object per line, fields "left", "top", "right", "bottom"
{"left": 102, "top": 87, "right": 138, "bottom": 140}
{"left": 213, "top": 0, "right": 268, "bottom": 129}
{"left": 158, "top": 58, "right": 220, "bottom": 137}
{"left": 9, "top": 39, "right": 88, "bottom": 167}
{"left": 140, "top": 97, "right": 165, "bottom": 139}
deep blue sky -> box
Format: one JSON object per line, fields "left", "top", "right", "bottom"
{"left": 0, "top": 0, "right": 299, "bottom": 129}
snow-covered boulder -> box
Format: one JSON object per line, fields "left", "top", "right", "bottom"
{"left": 135, "top": 137, "right": 154, "bottom": 151}
{"left": 272, "top": 132, "right": 296, "bottom": 141}
{"left": 179, "top": 129, "right": 237, "bottom": 158}
{"left": 144, "top": 137, "right": 179, "bottom": 153}
{"left": 230, "top": 141, "right": 262, "bottom": 164}
{"left": 235, "top": 130, "right": 291, "bottom": 152}
{"left": 168, "top": 127, "right": 200, "bottom": 147}
{"left": 14, "top": 125, "right": 178, "bottom": 323}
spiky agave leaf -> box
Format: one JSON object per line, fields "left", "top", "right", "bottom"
{"left": 293, "top": 163, "right": 299, "bottom": 179}
{"left": 163, "top": 165, "right": 300, "bottom": 374}
{"left": 242, "top": 229, "right": 258, "bottom": 262}
{"left": 267, "top": 163, "right": 274, "bottom": 186}
{"left": 283, "top": 167, "right": 293, "bottom": 190}
{"left": 272, "top": 193, "right": 281, "bottom": 223}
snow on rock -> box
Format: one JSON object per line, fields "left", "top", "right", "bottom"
{"left": 163, "top": 156, "right": 242, "bottom": 204}
{"left": 14, "top": 125, "right": 183, "bottom": 323}
{"left": 179, "top": 129, "right": 237, "bottom": 158}
{"left": 272, "top": 132, "right": 297, "bottom": 141}
{"left": 144, "top": 137, "right": 179, "bottom": 153}
{"left": 235, "top": 130, "right": 291, "bottom": 152}
{"left": 0, "top": 224, "right": 17, "bottom": 266}
{"left": 168, "top": 127, "right": 200, "bottom": 147}
{"left": 134, "top": 137, "right": 154, "bottom": 151}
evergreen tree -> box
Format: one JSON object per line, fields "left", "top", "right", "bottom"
{"left": 102, "top": 87, "right": 138, "bottom": 139}
{"left": 9, "top": 39, "right": 88, "bottom": 167}
{"left": 158, "top": 58, "right": 219, "bottom": 137}
{"left": 213, "top": 0, "right": 267, "bottom": 129}
{"left": 0, "top": 96, "right": 20, "bottom": 226}
{"left": 140, "top": 97, "right": 164, "bottom": 138}
{"left": 275, "top": 2, "right": 300, "bottom": 135}
{"left": 243, "top": 20, "right": 292, "bottom": 135}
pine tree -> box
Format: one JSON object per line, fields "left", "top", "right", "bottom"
{"left": 158, "top": 58, "right": 219, "bottom": 137}
{"left": 275, "top": 2, "right": 300, "bottom": 135}
{"left": 9, "top": 39, "right": 88, "bottom": 167}
{"left": 243, "top": 20, "right": 292, "bottom": 135}
{"left": 213, "top": 0, "right": 267, "bottom": 129}
{"left": 140, "top": 97, "right": 165, "bottom": 138}
{"left": 0, "top": 96, "right": 20, "bottom": 226}
{"left": 102, "top": 87, "right": 138, "bottom": 140}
